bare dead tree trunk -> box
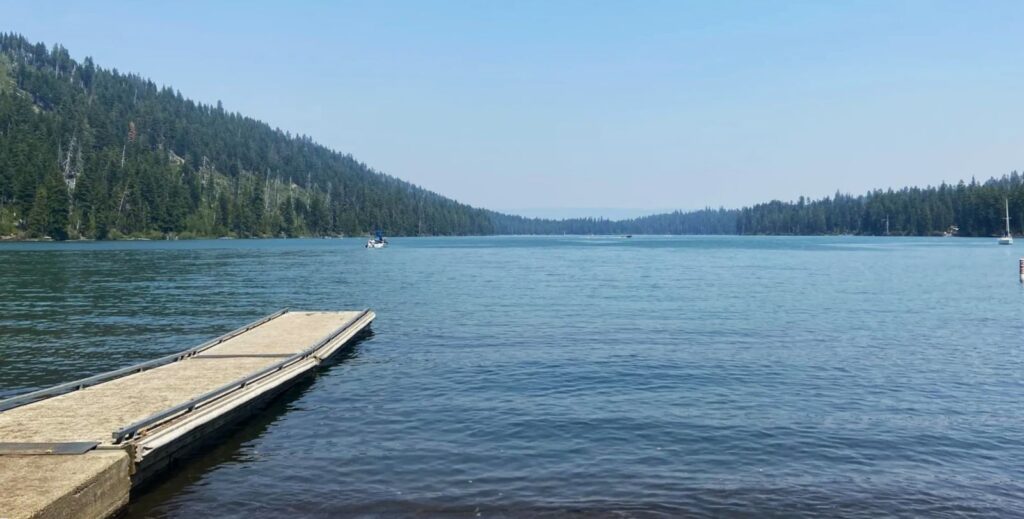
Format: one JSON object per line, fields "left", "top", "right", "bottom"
{"left": 116, "top": 187, "right": 130, "bottom": 226}
{"left": 61, "top": 135, "right": 78, "bottom": 189}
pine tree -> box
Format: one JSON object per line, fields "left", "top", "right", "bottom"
{"left": 26, "top": 184, "right": 48, "bottom": 237}
{"left": 46, "top": 176, "right": 69, "bottom": 240}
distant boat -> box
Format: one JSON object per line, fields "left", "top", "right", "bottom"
{"left": 999, "top": 199, "right": 1013, "bottom": 245}
{"left": 366, "top": 230, "right": 388, "bottom": 249}
{"left": 943, "top": 225, "right": 959, "bottom": 237}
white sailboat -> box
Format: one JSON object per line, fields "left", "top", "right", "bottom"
{"left": 998, "top": 199, "right": 1013, "bottom": 245}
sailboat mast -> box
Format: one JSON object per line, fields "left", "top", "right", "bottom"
{"left": 1006, "top": 199, "right": 1011, "bottom": 236}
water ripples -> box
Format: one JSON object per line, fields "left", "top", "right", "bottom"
{"left": 1, "top": 236, "right": 1023, "bottom": 517}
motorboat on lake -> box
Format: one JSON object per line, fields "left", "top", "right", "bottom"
{"left": 366, "top": 230, "right": 388, "bottom": 248}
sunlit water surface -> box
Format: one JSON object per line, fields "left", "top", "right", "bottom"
{"left": 1, "top": 236, "right": 1022, "bottom": 518}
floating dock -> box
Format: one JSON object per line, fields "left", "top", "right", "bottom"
{"left": 0, "top": 309, "right": 374, "bottom": 519}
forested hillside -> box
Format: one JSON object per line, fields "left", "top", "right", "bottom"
{"left": 734, "top": 176, "right": 1024, "bottom": 236}
{"left": 1, "top": 34, "right": 1020, "bottom": 241}
{"left": 490, "top": 208, "right": 738, "bottom": 235}
{"left": 493, "top": 175, "right": 1024, "bottom": 237}
{"left": 0, "top": 34, "right": 494, "bottom": 239}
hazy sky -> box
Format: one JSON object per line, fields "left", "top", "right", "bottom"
{"left": 6, "top": 1, "right": 1024, "bottom": 216}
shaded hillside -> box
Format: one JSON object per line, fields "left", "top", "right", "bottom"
{"left": 0, "top": 34, "right": 494, "bottom": 239}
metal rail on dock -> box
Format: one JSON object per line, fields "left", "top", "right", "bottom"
{"left": 111, "top": 309, "right": 371, "bottom": 444}
{"left": 0, "top": 309, "right": 289, "bottom": 413}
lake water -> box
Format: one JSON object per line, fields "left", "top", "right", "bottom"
{"left": 1, "top": 236, "right": 1023, "bottom": 517}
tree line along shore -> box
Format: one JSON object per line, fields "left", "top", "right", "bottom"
{"left": 1, "top": 34, "right": 1021, "bottom": 241}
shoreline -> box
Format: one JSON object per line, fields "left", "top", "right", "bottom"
{"left": 0, "top": 233, "right": 1005, "bottom": 244}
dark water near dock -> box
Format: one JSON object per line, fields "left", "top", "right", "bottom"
{"left": 1, "top": 236, "right": 1023, "bottom": 517}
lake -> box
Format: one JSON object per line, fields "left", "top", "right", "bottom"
{"left": 1, "top": 236, "right": 1022, "bottom": 517}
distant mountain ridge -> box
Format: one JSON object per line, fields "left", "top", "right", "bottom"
{"left": 498, "top": 207, "right": 678, "bottom": 220}
{"left": 491, "top": 175, "right": 1024, "bottom": 237}
{"left": 1, "top": 33, "right": 1021, "bottom": 240}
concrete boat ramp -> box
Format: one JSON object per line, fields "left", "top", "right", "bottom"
{"left": 0, "top": 309, "right": 375, "bottom": 519}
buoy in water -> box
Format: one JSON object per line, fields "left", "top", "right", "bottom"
{"left": 1019, "top": 258, "right": 1023, "bottom": 284}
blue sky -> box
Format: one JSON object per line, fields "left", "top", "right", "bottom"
{"left": 5, "top": 1, "right": 1024, "bottom": 217}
